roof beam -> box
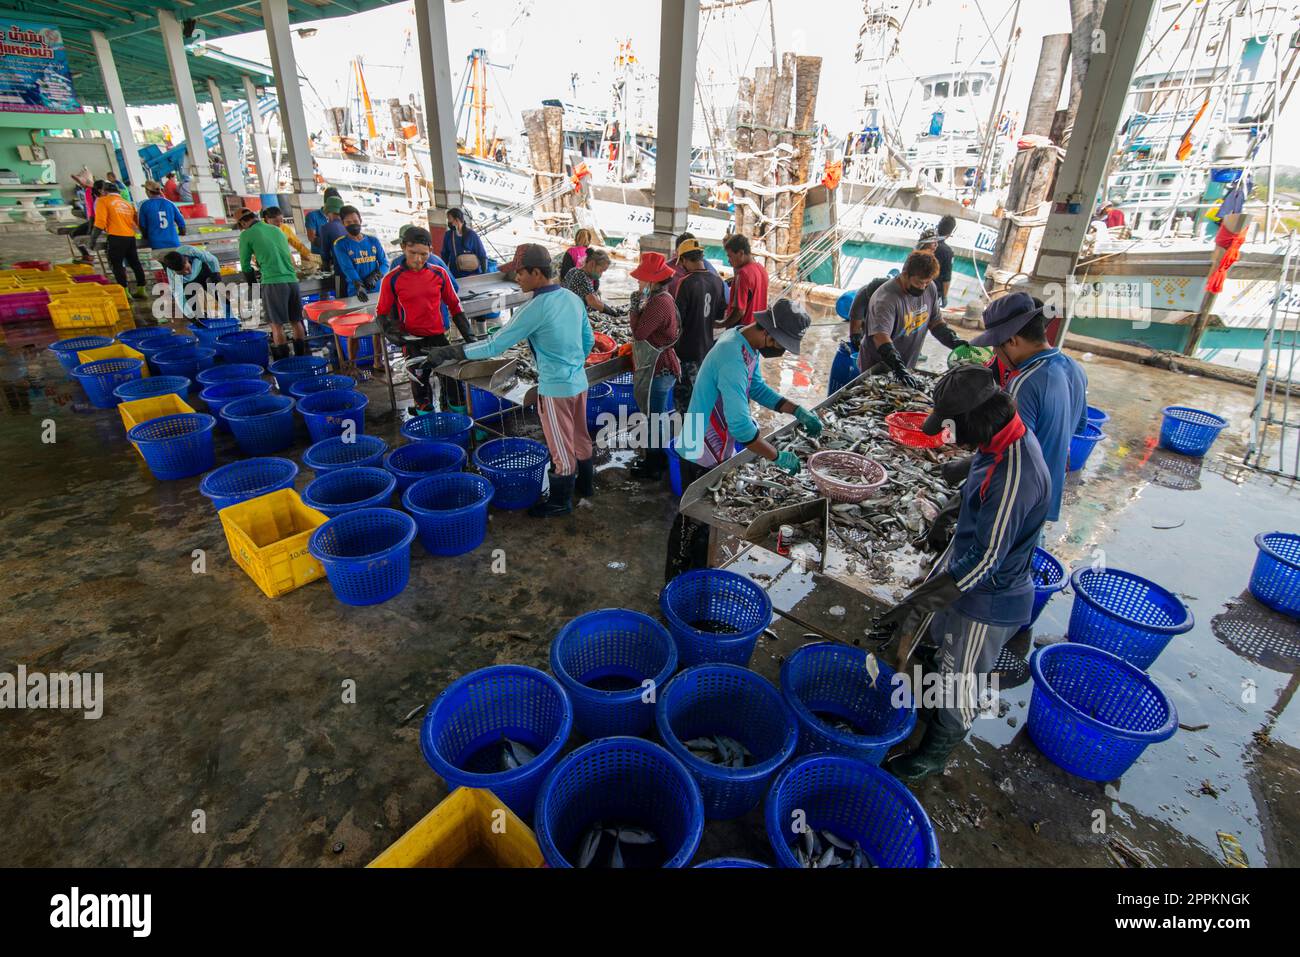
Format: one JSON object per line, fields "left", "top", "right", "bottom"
{"left": 106, "top": 1, "right": 258, "bottom": 39}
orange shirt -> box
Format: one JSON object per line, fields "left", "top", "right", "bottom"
{"left": 93, "top": 193, "right": 139, "bottom": 237}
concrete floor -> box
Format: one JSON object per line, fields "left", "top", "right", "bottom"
{"left": 1, "top": 240, "right": 1297, "bottom": 867}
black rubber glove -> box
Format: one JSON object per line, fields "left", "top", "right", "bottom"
{"left": 940, "top": 454, "right": 975, "bottom": 486}
{"left": 450, "top": 311, "right": 475, "bottom": 342}
{"left": 869, "top": 572, "right": 963, "bottom": 643}
{"left": 364, "top": 272, "right": 381, "bottom": 291}
{"left": 931, "top": 322, "right": 968, "bottom": 350}
{"left": 879, "top": 340, "right": 924, "bottom": 390}
{"left": 922, "top": 494, "right": 963, "bottom": 553}
{"left": 355, "top": 288, "right": 369, "bottom": 303}
{"left": 426, "top": 342, "right": 467, "bottom": 366}
{"left": 378, "top": 313, "right": 406, "bottom": 348}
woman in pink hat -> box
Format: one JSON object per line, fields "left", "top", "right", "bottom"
{"left": 626, "top": 251, "right": 682, "bottom": 481}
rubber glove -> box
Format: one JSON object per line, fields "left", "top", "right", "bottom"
{"left": 425, "top": 343, "right": 467, "bottom": 366}
{"left": 355, "top": 288, "right": 369, "bottom": 303}
{"left": 794, "top": 405, "right": 823, "bottom": 437}
{"left": 774, "top": 450, "right": 801, "bottom": 476}
{"left": 868, "top": 572, "right": 963, "bottom": 643}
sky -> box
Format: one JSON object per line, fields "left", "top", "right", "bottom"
{"left": 130, "top": 0, "right": 1299, "bottom": 163}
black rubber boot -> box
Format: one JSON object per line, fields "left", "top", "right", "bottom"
{"left": 885, "top": 721, "right": 968, "bottom": 784}
{"left": 528, "top": 472, "right": 575, "bottom": 518}
{"left": 292, "top": 337, "right": 308, "bottom": 357}
{"left": 575, "top": 459, "right": 595, "bottom": 499}
{"left": 270, "top": 342, "right": 290, "bottom": 362}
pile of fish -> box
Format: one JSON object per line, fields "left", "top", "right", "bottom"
{"left": 684, "top": 734, "right": 753, "bottom": 768}
{"left": 704, "top": 376, "right": 963, "bottom": 575}
{"left": 495, "top": 735, "right": 537, "bottom": 772}
{"left": 589, "top": 309, "right": 633, "bottom": 346}
{"left": 795, "top": 829, "right": 876, "bottom": 868}
{"left": 576, "top": 822, "right": 660, "bottom": 868}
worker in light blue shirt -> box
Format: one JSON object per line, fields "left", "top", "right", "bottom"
{"left": 158, "top": 243, "right": 221, "bottom": 320}
{"left": 667, "top": 300, "right": 825, "bottom": 580}
{"left": 332, "top": 205, "right": 390, "bottom": 299}
{"left": 424, "top": 244, "right": 594, "bottom": 519}
{"left": 137, "top": 179, "right": 186, "bottom": 254}
{"left": 972, "top": 293, "right": 1088, "bottom": 522}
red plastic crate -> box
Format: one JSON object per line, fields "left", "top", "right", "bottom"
{"left": 0, "top": 290, "right": 51, "bottom": 324}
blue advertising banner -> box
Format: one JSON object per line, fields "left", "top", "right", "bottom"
{"left": 0, "top": 20, "right": 79, "bottom": 114}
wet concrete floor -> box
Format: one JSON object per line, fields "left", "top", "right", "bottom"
{"left": 0, "top": 272, "right": 1297, "bottom": 867}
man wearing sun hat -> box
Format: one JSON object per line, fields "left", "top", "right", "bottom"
{"left": 972, "top": 291, "right": 1088, "bottom": 523}
{"left": 870, "top": 364, "right": 1050, "bottom": 782}
{"left": 425, "top": 243, "right": 594, "bottom": 518}
{"left": 665, "top": 298, "right": 825, "bottom": 579}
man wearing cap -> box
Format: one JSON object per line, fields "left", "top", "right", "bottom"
{"left": 237, "top": 206, "right": 308, "bottom": 359}
{"left": 857, "top": 250, "right": 968, "bottom": 388}
{"left": 672, "top": 236, "right": 726, "bottom": 411}
{"left": 971, "top": 292, "right": 1087, "bottom": 524}
{"left": 666, "top": 300, "right": 824, "bottom": 579}
{"left": 425, "top": 244, "right": 594, "bottom": 518}
{"left": 137, "top": 179, "right": 186, "bottom": 258}
{"left": 871, "top": 365, "right": 1051, "bottom": 782}
{"left": 376, "top": 225, "right": 472, "bottom": 413}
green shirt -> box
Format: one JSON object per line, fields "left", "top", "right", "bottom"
{"left": 238, "top": 221, "right": 298, "bottom": 285}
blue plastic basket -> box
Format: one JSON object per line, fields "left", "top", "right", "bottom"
{"left": 608, "top": 371, "right": 637, "bottom": 414}
{"left": 1086, "top": 405, "right": 1110, "bottom": 427}
{"left": 401, "top": 411, "right": 473, "bottom": 449}
{"left": 117, "top": 326, "right": 174, "bottom": 349}
{"left": 1067, "top": 566, "right": 1193, "bottom": 669}
{"left": 534, "top": 736, "right": 704, "bottom": 867}
{"left": 187, "top": 318, "right": 240, "bottom": 347}
{"left": 297, "top": 389, "right": 368, "bottom": 443}
{"left": 655, "top": 665, "right": 797, "bottom": 820}
{"left": 199, "top": 457, "right": 299, "bottom": 512}
{"left": 308, "top": 507, "right": 416, "bottom": 606}
{"left": 153, "top": 345, "right": 216, "bottom": 380}
{"left": 765, "top": 754, "right": 941, "bottom": 868}
{"left": 269, "top": 354, "right": 329, "bottom": 393}
{"left": 303, "top": 466, "right": 396, "bottom": 518}
{"left": 694, "top": 858, "right": 770, "bottom": 868}
{"left": 215, "top": 329, "right": 270, "bottom": 367}
{"left": 49, "top": 336, "right": 113, "bottom": 373}
{"left": 1027, "top": 643, "right": 1177, "bottom": 781}
{"left": 1030, "top": 547, "right": 1069, "bottom": 626}
{"left": 659, "top": 569, "right": 773, "bottom": 667}
{"left": 303, "top": 434, "right": 389, "bottom": 474}
{"left": 779, "top": 643, "right": 916, "bottom": 765}
{"left": 221, "top": 393, "right": 297, "bottom": 455}
{"left": 384, "top": 441, "right": 465, "bottom": 493}
{"left": 1159, "top": 406, "right": 1229, "bottom": 457}
{"left": 1250, "top": 532, "right": 1300, "bottom": 620}
{"left": 288, "top": 374, "right": 357, "bottom": 400}
{"left": 71, "top": 357, "right": 143, "bottom": 408}
{"left": 402, "top": 473, "right": 494, "bottom": 556}
{"left": 468, "top": 385, "right": 514, "bottom": 424}
{"left": 473, "top": 438, "right": 550, "bottom": 510}
{"left": 549, "top": 609, "right": 678, "bottom": 740}
{"left": 127, "top": 413, "right": 216, "bottom": 480}
{"left": 1067, "top": 423, "right": 1105, "bottom": 471}
{"left": 586, "top": 382, "right": 616, "bottom": 435}
{"left": 199, "top": 378, "right": 272, "bottom": 432}
{"left": 420, "top": 665, "right": 573, "bottom": 821}
{"left": 112, "top": 375, "right": 190, "bottom": 404}
{"left": 196, "top": 363, "right": 264, "bottom": 388}
{"left": 138, "top": 333, "right": 197, "bottom": 374}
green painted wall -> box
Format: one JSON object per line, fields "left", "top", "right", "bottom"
{"left": 0, "top": 111, "right": 115, "bottom": 206}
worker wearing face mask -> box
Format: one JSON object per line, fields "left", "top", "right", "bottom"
{"left": 332, "top": 205, "right": 389, "bottom": 301}
{"left": 857, "top": 250, "right": 968, "bottom": 389}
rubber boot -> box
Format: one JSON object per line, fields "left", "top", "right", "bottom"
{"left": 575, "top": 459, "right": 596, "bottom": 499}
{"left": 884, "top": 721, "right": 968, "bottom": 784}
{"left": 528, "top": 471, "right": 575, "bottom": 518}
{"left": 270, "top": 342, "right": 290, "bottom": 363}
{"left": 292, "top": 337, "right": 308, "bottom": 357}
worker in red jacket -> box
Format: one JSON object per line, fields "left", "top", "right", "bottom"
{"left": 375, "top": 224, "right": 473, "bottom": 412}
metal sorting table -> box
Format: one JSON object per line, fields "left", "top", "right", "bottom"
{"left": 678, "top": 369, "right": 943, "bottom": 611}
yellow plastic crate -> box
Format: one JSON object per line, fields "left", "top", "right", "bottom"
{"left": 118, "top": 394, "right": 194, "bottom": 455}
{"left": 53, "top": 262, "right": 95, "bottom": 275}
{"left": 219, "top": 489, "right": 328, "bottom": 599}
{"left": 49, "top": 297, "right": 118, "bottom": 330}
{"left": 368, "top": 788, "right": 544, "bottom": 868}
{"left": 78, "top": 342, "right": 148, "bottom": 374}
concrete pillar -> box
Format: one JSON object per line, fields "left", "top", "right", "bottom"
{"left": 242, "top": 74, "right": 277, "bottom": 195}
{"left": 1022, "top": 34, "right": 1072, "bottom": 140}
{"left": 158, "top": 10, "right": 223, "bottom": 212}
{"left": 261, "top": 0, "right": 316, "bottom": 234}
{"left": 207, "top": 79, "right": 247, "bottom": 196}
{"left": 1032, "top": 0, "right": 1155, "bottom": 290}
{"left": 90, "top": 30, "right": 147, "bottom": 201}
{"left": 643, "top": 0, "right": 701, "bottom": 254}
{"left": 412, "top": 0, "right": 464, "bottom": 224}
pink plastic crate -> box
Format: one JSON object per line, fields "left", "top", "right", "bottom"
{"left": 73, "top": 274, "right": 112, "bottom": 284}
{"left": 0, "top": 291, "right": 51, "bottom": 324}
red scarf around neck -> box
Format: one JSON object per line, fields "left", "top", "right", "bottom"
{"left": 977, "top": 413, "right": 1027, "bottom": 499}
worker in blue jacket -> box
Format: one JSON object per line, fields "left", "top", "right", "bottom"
{"left": 972, "top": 292, "right": 1087, "bottom": 523}
{"left": 332, "top": 205, "right": 390, "bottom": 300}
{"left": 871, "top": 364, "right": 1050, "bottom": 783}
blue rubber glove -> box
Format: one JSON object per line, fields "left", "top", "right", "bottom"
{"left": 774, "top": 450, "right": 801, "bottom": 476}
{"left": 794, "top": 405, "right": 823, "bottom": 438}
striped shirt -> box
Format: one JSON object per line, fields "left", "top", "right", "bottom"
{"left": 628, "top": 289, "right": 681, "bottom": 378}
